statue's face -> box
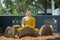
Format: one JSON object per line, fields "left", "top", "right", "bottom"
{"left": 26, "top": 10, "right": 31, "bottom": 16}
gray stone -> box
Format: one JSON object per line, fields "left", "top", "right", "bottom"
{"left": 5, "top": 26, "right": 15, "bottom": 38}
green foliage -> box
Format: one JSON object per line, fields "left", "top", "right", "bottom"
{"left": 0, "top": 0, "right": 59, "bottom": 15}
{"left": 0, "top": 4, "right": 5, "bottom": 14}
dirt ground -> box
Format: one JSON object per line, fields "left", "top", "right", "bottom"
{"left": 0, "top": 33, "right": 60, "bottom": 40}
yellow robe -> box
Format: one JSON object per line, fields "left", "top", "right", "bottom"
{"left": 17, "top": 16, "right": 39, "bottom": 33}
{"left": 24, "top": 16, "right": 35, "bottom": 28}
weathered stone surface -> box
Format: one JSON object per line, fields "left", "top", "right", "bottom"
{"left": 19, "top": 27, "right": 39, "bottom": 38}
{"left": 55, "top": 37, "right": 60, "bottom": 40}
{"left": 5, "top": 27, "right": 15, "bottom": 38}
{"left": 0, "top": 33, "right": 60, "bottom": 40}
{"left": 39, "top": 25, "right": 53, "bottom": 36}
{"left": 42, "top": 38, "right": 54, "bottom": 40}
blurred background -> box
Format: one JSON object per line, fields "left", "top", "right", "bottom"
{"left": 0, "top": 0, "right": 60, "bottom": 33}
{"left": 0, "top": 0, "right": 60, "bottom": 16}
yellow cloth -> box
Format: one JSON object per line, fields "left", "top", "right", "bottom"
{"left": 24, "top": 16, "right": 35, "bottom": 28}
{"left": 34, "top": 28, "right": 39, "bottom": 33}
{"left": 17, "top": 27, "right": 39, "bottom": 33}
{"left": 17, "top": 27, "right": 23, "bottom": 32}
{"left": 17, "top": 16, "right": 39, "bottom": 33}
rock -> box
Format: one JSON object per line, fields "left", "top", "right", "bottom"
{"left": 0, "top": 33, "right": 59, "bottom": 40}
{"left": 55, "top": 37, "right": 60, "bottom": 40}
{"left": 19, "top": 27, "right": 39, "bottom": 38}
{"left": 5, "top": 26, "right": 15, "bottom": 38}
{"left": 42, "top": 38, "right": 54, "bottom": 40}
{"left": 39, "top": 25, "right": 53, "bottom": 36}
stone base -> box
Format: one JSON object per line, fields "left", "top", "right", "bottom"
{"left": 0, "top": 33, "right": 60, "bottom": 40}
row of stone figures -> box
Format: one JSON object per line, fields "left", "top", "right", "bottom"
{"left": 5, "top": 25, "right": 53, "bottom": 38}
